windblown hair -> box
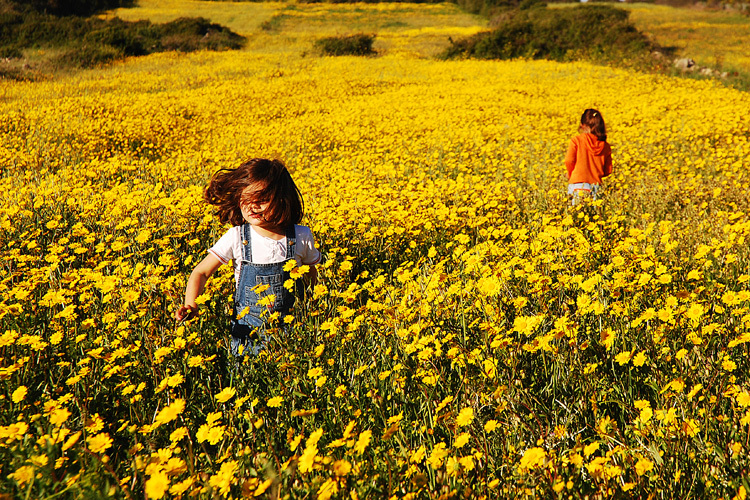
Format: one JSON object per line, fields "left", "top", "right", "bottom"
{"left": 580, "top": 108, "right": 607, "bottom": 142}
{"left": 204, "top": 158, "right": 304, "bottom": 228}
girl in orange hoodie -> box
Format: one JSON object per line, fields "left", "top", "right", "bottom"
{"left": 565, "top": 109, "right": 612, "bottom": 204}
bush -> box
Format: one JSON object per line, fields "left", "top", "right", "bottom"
{"left": 0, "top": 5, "right": 246, "bottom": 72}
{"left": 314, "top": 34, "right": 376, "bottom": 56}
{"left": 54, "top": 43, "right": 123, "bottom": 68}
{"left": 158, "top": 17, "right": 245, "bottom": 51}
{"left": 83, "top": 19, "right": 152, "bottom": 56}
{"left": 22, "top": 0, "right": 135, "bottom": 17}
{"left": 442, "top": 5, "right": 653, "bottom": 62}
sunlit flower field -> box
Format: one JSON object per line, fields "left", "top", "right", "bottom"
{"left": 623, "top": 3, "right": 750, "bottom": 76}
{"left": 2, "top": 1, "right": 750, "bottom": 498}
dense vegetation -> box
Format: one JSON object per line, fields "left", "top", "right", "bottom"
{"left": 442, "top": 5, "right": 653, "bottom": 63}
{"left": 0, "top": 0, "right": 244, "bottom": 74}
{"left": 13, "top": 0, "right": 134, "bottom": 17}
{"left": 313, "top": 34, "right": 376, "bottom": 56}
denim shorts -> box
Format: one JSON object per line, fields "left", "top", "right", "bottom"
{"left": 568, "top": 183, "right": 600, "bottom": 204}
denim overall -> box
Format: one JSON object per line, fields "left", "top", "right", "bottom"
{"left": 230, "top": 224, "right": 296, "bottom": 358}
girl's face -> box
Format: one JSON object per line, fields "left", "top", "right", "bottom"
{"left": 240, "top": 183, "right": 272, "bottom": 228}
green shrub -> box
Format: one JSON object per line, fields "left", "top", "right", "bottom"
{"left": 314, "top": 34, "right": 376, "bottom": 56}
{"left": 442, "top": 5, "right": 652, "bottom": 62}
{"left": 158, "top": 17, "right": 245, "bottom": 51}
{"left": 54, "top": 43, "right": 123, "bottom": 68}
{"left": 518, "top": 0, "right": 546, "bottom": 10}
{"left": 21, "top": 0, "right": 135, "bottom": 17}
{"left": 454, "top": 0, "right": 516, "bottom": 16}
{"left": 0, "top": 4, "right": 246, "bottom": 74}
{"left": 82, "top": 19, "right": 152, "bottom": 56}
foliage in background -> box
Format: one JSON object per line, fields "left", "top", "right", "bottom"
{"left": 0, "top": 2, "right": 244, "bottom": 72}
{"left": 6, "top": 0, "right": 135, "bottom": 17}
{"left": 442, "top": 5, "right": 653, "bottom": 63}
{"left": 313, "top": 34, "right": 376, "bottom": 57}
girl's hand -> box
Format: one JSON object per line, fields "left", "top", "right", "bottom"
{"left": 175, "top": 305, "right": 198, "bottom": 322}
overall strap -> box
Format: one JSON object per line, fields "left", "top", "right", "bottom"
{"left": 286, "top": 225, "right": 296, "bottom": 261}
{"left": 241, "top": 223, "right": 253, "bottom": 263}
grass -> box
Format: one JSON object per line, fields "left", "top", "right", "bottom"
{"left": 111, "top": 0, "right": 487, "bottom": 58}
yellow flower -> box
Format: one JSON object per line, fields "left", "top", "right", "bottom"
{"left": 615, "top": 351, "right": 632, "bottom": 365}
{"left": 170, "top": 427, "right": 188, "bottom": 443}
{"left": 354, "top": 430, "right": 372, "bottom": 454}
{"left": 333, "top": 459, "right": 352, "bottom": 476}
{"left": 169, "top": 477, "right": 195, "bottom": 496}
{"left": 723, "top": 358, "right": 737, "bottom": 372}
{"left": 8, "top": 465, "right": 34, "bottom": 487}
{"left": 635, "top": 457, "right": 654, "bottom": 476}
{"left": 209, "top": 461, "right": 238, "bottom": 496}
{"left": 518, "top": 447, "right": 546, "bottom": 471}
{"left": 639, "top": 407, "right": 653, "bottom": 424}
{"left": 215, "top": 387, "right": 236, "bottom": 403}
{"left": 632, "top": 351, "right": 647, "bottom": 367}
{"left": 455, "top": 407, "right": 474, "bottom": 427}
{"left": 410, "top": 445, "right": 426, "bottom": 463}
{"left": 267, "top": 396, "right": 284, "bottom": 407}
{"left": 454, "top": 432, "right": 470, "bottom": 448}
{"left": 459, "top": 455, "right": 475, "bottom": 471}
{"left": 49, "top": 408, "right": 72, "bottom": 427}
{"left": 206, "top": 426, "right": 226, "bottom": 445}
{"left": 154, "top": 399, "right": 185, "bottom": 427}
{"left": 145, "top": 471, "right": 170, "bottom": 499}
{"left": 11, "top": 386, "right": 27, "bottom": 403}
{"left": 583, "top": 441, "right": 600, "bottom": 457}
{"left": 427, "top": 443, "right": 449, "bottom": 469}
{"left": 484, "top": 420, "right": 498, "bottom": 433}
{"left": 317, "top": 478, "right": 339, "bottom": 500}
{"left": 62, "top": 431, "right": 82, "bottom": 451}
{"left": 254, "top": 479, "right": 274, "bottom": 497}
{"left": 306, "top": 428, "right": 324, "bottom": 448}
{"left": 298, "top": 445, "right": 318, "bottom": 473}
{"left": 685, "top": 303, "right": 705, "bottom": 322}
{"left": 87, "top": 433, "right": 113, "bottom": 454}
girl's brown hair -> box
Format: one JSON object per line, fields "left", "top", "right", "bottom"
{"left": 204, "top": 158, "right": 304, "bottom": 227}
{"left": 580, "top": 108, "right": 607, "bottom": 142}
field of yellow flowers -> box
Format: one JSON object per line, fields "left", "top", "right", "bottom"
{"left": 2, "top": 1, "right": 750, "bottom": 498}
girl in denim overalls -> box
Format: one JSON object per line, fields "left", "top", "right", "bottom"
{"left": 176, "top": 158, "right": 321, "bottom": 357}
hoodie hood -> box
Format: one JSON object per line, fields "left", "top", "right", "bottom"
{"left": 583, "top": 133, "right": 607, "bottom": 155}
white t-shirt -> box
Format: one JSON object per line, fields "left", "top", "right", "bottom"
{"left": 209, "top": 225, "right": 321, "bottom": 285}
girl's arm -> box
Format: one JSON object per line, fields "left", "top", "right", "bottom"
{"left": 175, "top": 254, "right": 223, "bottom": 321}
{"left": 564, "top": 139, "right": 577, "bottom": 178}
{"left": 602, "top": 149, "right": 613, "bottom": 178}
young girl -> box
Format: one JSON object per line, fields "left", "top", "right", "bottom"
{"left": 565, "top": 108, "right": 613, "bottom": 204}
{"left": 175, "top": 158, "right": 321, "bottom": 358}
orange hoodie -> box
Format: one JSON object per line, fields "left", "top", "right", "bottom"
{"left": 565, "top": 133, "right": 612, "bottom": 186}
